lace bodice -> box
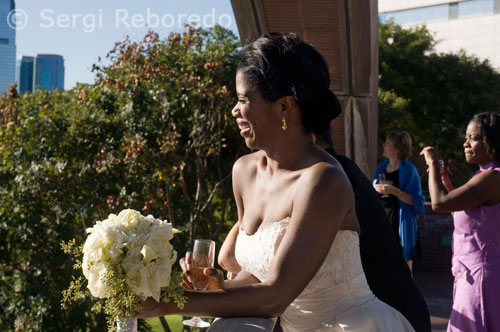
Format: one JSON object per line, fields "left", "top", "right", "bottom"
{"left": 235, "top": 217, "right": 364, "bottom": 287}
{"left": 235, "top": 218, "right": 289, "bottom": 282}
{"left": 235, "top": 218, "right": 367, "bottom": 332}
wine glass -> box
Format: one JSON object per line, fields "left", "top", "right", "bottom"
{"left": 182, "top": 239, "right": 216, "bottom": 328}
{"left": 378, "top": 173, "right": 394, "bottom": 198}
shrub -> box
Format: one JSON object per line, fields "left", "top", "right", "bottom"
{"left": 0, "top": 25, "right": 242, "bottom": 331}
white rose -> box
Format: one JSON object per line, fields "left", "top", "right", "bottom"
{"left": 126, "top": 265, "right": 153, "bottom": 299}
{"left": 86, "top": 261, "right": 107, "bottom": 298}
{"left": 118, "top": 209, "right": 141, "bottom": 229}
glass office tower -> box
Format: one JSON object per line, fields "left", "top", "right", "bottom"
{"left": 16, "top": 55, "right": 34, "bottom": 93}
{"left": 33, "top": 54, "right": 65, "bottom": 91}
{"left": 0, "top": 0, "right": 16, "bottom": 93}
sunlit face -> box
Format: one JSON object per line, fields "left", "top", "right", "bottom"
{"left": 231, "top": 72, "right": 281, "bottom": 149}
{"left": 382, "top": 138, "right": 399, "bottom": 160}
{"left": 463, "top": 121, "right": 492, "bottom": 166}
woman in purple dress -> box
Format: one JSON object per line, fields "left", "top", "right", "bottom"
{"left": 420, "top": 112, "right": 500, "bottom": 332}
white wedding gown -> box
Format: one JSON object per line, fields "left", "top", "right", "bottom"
{"left": 234, "top": 217, "right": 415, "bottom": 332}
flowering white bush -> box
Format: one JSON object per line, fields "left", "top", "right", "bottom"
{"left": 82, "top": 209, "right": 178, "bottom": 302}
{"left": 63, "top": 209, "right": 185, "bottom": 331}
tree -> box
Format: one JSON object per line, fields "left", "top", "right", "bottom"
{"left": 0, "top": 25, "right": 242, "bottom": 331}
{"left": 379, "top": 21, "right": 500, "bottom": 184}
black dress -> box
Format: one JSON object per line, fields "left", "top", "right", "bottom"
{"left": 377, "top": 169, "right": 401, "bottom": 246}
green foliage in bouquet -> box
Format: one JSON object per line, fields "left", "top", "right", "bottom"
{"left": 0, "top": 25, "right": 242, "bottom": 331}
{"left": 60, "top": 239, "right": 146, "bottom": 332}
{"left": 60, "top": 241, "right": 148, "bottom": 332}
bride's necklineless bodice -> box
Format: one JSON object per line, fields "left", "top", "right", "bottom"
{"left": 234, "top": 218, "right": 414, "bottom": 332}
{"left": 235, "top": 217, "right": 363, "bottom": 286}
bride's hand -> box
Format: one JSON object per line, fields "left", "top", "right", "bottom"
{"left": 179, "top": 252, "right": 225, "bottom": 291}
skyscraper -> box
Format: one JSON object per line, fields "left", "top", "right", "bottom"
{"left": 33, "top": 54, "right": 65, "bottom": 91}
{"left": 0, "top": 0, "right": 16, "bottom": 93}
{"left": 16, "top": 55, "right": 34, "bottom": 93}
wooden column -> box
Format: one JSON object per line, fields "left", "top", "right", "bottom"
{"left": 230, "top": 0, "right": 379, "bottom": 176}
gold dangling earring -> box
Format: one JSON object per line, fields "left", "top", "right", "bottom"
{"left": 281, "top": 117, "right": 287, "bottom": 131}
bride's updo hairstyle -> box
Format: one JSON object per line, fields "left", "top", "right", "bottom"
{"left": 237, "top": 32, "right": 341, "bottom": 135}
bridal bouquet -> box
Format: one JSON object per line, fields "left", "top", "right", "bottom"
{"left": 62, "top": 209, "right": 185, "bottom": 331}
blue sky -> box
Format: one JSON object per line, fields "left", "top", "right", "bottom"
{"left": 14, "top": 0, "right": 239, "bottom": 90}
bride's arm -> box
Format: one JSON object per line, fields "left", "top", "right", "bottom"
{"left": 139, "top": 161, "right": 352, "bottom": 319}
{"left": 224, "top": 269, "right": 260, "bottom": 288}
{"left": 218, "top": 222, "right": 242, "bottom": 276}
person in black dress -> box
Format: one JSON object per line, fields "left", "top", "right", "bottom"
{"left": 373, "top": 131, "right": 425, "bottom": 275}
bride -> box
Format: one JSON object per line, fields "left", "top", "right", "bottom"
{"left": 139, "top": 32, "right": 414, "bottom": 331}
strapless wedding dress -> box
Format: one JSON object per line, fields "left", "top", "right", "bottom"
{"left": 235, "top": 217, "right": 415, "bottom": 332}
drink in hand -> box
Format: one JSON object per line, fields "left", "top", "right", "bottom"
{"left": 183, "top": 239, "right": 216, "bottom": 328}
{"left": 191, "top": 266, "right": 210, "bottom": 291}
{"left": 191, "top": 245, "right": 212, "bottom": 291}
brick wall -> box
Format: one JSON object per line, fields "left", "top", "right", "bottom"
{"left": 414, "top": 203, "right": 454, "bottom": 272}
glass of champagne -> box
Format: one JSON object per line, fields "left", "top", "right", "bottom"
{"left": 182, "top": 239, "right": 216, "bottom": 328}
{"left": 378, "top": 173, "right": 393, "bottom": 198}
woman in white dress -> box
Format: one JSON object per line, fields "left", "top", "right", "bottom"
{"left": 138, "top": 32, "right": 414, "bottom": 332}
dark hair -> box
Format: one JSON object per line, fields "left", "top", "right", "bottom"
{"left": 237, "top": 32, "right": 341, "bottom": 135}
{"left": 314, "top": 126, "right": 334, "bottom": 147}
{"left": 470, "top": 112, "right": 500, "bottom": 160}
{"left": 387, "top": 131, "right": 412, "bottom": 160}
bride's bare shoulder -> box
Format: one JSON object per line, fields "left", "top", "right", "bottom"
{"left": 232, "top": 151, "right": 263, "bottom": 178}
{"left": 301, "top": 159, "right": 351, "bottom": 192}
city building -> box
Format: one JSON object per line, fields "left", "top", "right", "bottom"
{"left": 379, "top": 0, "right": 500, "bottom": 70}
{"left": 16, "top": 55, "right": 34, "bottom": 93}
{"left": 33, "top": 54, "right": 65, "bottom": 91}
{"left": 0, "top": 0, "right": 16, "bottom": 93}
